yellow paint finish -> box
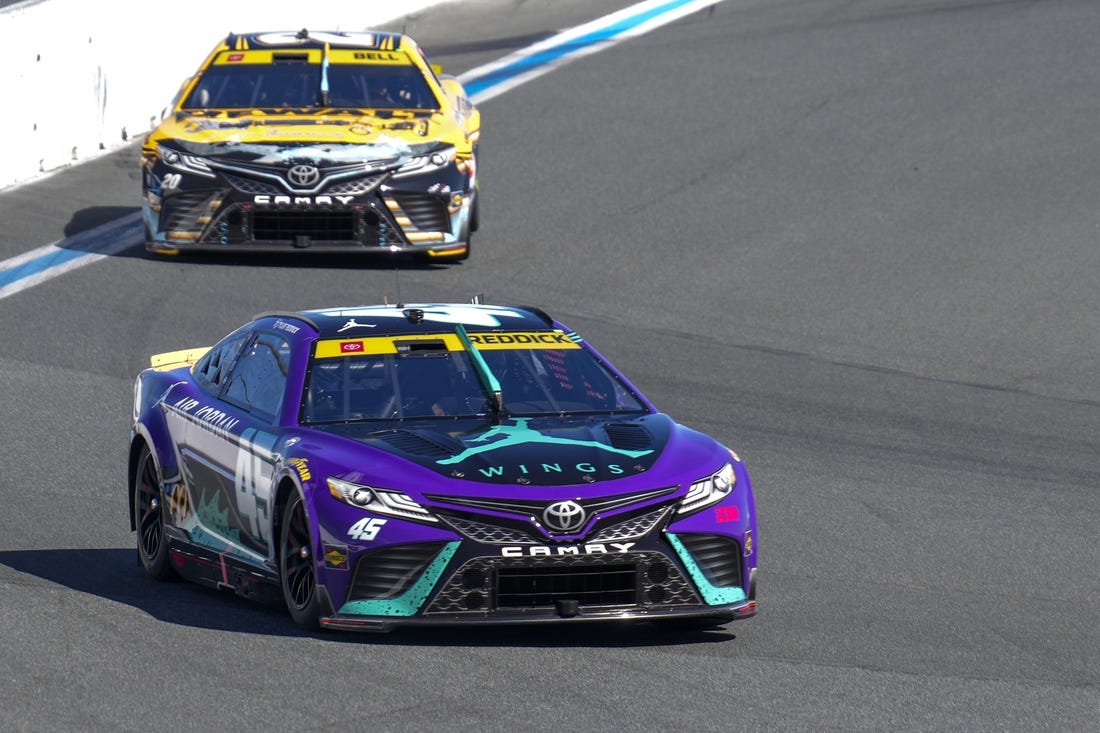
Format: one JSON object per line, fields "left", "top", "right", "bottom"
{"left": 149, "top": 347, "right": 211, "bottom": 370}
{"left": 314, "top": 332, "right": 577, "bottom": 358}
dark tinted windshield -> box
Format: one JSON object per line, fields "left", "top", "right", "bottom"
{"left": 303, "top": 346, "right": 646, "bottom": 424}
{"left": 182, "top": 63, "right": 439, "bottom": 110}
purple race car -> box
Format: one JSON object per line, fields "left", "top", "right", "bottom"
{"left": 128, "top": 303, "right": 758, "bottom": 631}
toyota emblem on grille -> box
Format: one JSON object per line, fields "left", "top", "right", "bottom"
{"left": 287, "top": 164, "right": 320, "bottom": 187}
{"left": 543, "top": 500, "right": 587, "bottom": 532}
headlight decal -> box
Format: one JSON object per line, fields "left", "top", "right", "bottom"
{"left": 328, "top": 476, "right": 439, "bottom": 523}
{"left": 337, "top": 541, "right": 459, "bottom": 617}
{"left": 158, "top": 144, "right": 216, "bottom": 179}
{"left": 677, "top": 462, "right": 735, "bottom": 516}
{"left": 391, "top": 145, "right": 456, "bottom": 178}
{"left": 666, "top": 533, "right": 747, "bottom": 606}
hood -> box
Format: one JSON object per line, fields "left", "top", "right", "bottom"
{"left": 331, "top": 414, "right": 674, "bottom": 486}
{"left": 151, "top": 109, "right": 464, "bottom": 156}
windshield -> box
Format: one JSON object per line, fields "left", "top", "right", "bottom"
{"left": 182, "top": 63, "right": 439, "bottom": 110}
{"left": 303, "top": 346, "right": 646, "bottom": 424}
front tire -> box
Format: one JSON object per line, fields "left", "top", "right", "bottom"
{"left": 280, "top": 492, "right": 321, "bottom": 630}
{"left": 134, "top": 444, "right": 174, "bottom": 580}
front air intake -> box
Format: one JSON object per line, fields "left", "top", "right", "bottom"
{"left": 674, "top": 534, "right": 743, "bottom": 588}
{"left": 347, "top": 542, "right": 448, "bottom": 601}
{"left": 496, "top": 563, "right": 637, "bottom": 607}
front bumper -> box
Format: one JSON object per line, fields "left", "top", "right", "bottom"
{"left": 142, "top": 160, "right": 473, "bottom": 258}
{"left": 317, "top": 507, "right": 758, "bottom": 632}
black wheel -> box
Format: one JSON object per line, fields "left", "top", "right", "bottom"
{"left": 280, "top": 492, "right": 321, "bottom": 630}
{"left": 134, "top": 444, "right": 174, "bottom": 579}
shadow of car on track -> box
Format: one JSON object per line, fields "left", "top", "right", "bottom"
{"left": 64, "top": 206, "right": 141, "bottom": 241}
{"left": 0, "top": 548, "right": 741, "bottom": 647}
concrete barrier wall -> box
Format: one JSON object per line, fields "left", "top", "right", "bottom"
{"left": 0, "top": 0, "right": 450, "bottom": 190}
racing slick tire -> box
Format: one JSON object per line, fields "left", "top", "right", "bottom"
{"left": 133, "top": 444, "right": 175, "bottom": 580}
{"left": 279, "top": 492, "right": 322, "bottom": 630}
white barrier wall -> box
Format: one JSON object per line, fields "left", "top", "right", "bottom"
{"left": 0, "top": 0, "right": 450, "bottom": 191}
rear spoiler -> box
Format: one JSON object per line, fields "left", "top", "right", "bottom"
{"left": 149, "top": 347, "right": 211, "bottom": 371}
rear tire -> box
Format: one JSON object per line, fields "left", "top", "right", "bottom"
{"left": 280, "top": 492, "right": 321, "bottom": 630}
{"left": 134, "top": 444, "right": 174, "bottom": 580}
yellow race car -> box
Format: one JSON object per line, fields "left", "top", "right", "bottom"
{"left": 141, "top": 30, "right": 480, "bottom": 260}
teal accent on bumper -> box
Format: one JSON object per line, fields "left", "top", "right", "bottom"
{"left": 667, "top": 533, "right": 747, "bottom": 606}
{"left": 337, "top": 542, "right": 460, "bottom": 617}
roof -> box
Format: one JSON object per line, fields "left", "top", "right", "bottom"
{"left": 254, "top": 303, "right": 557, "bottom": 340}
{"left": 220, "top": 30, "right": 410, "bottom": 53}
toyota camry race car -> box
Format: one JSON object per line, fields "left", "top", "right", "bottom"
{"left": 128, "top": 303, "right": 759, "bottom": 632}
{"left": 141, "top": 30, "right": 480, "bottom": 260}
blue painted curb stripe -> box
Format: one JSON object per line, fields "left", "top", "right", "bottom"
{"left": 459, "top": 0, "right": 708, "bottom": 98}
{"left": 0, "top": 247, "right": 94, "bottom": 288}
{"left": 0, "top": 211, "right": 140, "bottom": 300}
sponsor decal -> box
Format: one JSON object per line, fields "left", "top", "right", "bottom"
{"left": 501, "top": 542, "right": 635, "bottom": 557}
{"left": 171, "top": 397, "right": 240, "bottom": 434}
{"left": 164, "top": 482, "right": 192, "bottom": 523}
{"left": 715, "top": 506, "right": 739, "bottom": 523}
{"left": 287, "top": 164, "right": 320, "bottom": 187}
{"left": 543, "top": 500, "right": 586, "bottom": 532}
{"left": 437, "top": 418, "right": 653, "bottom": 467}
{"left": 324, "top": 545, "right": 349, "bottom": 570}
{"left": 287, "top": 457, "right": 311, "bottom": 482}
{"left": 465, "top": 332, "right": 575, "bottom": 348}
{"left": 353, "top": 51, "right": 404, "bottom": 62}
{"left": 336, "top": 319, "right": 376, "bottom": 332}
{"left": 340, "top": 341, "right": 364, "bottom": 353}
{"left": 253, "top": 194, "right": 356, "bottom": 206}
{"left": 475, "top": 462, "right": 626, "bottom": 479}
{"left": 273, "top": 319, "right": 300, "bottom": 334}
{"left": 744, "top": 531, "right": 753, "bottom": 557}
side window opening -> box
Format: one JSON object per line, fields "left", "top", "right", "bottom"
{"left": 192, "top": 332, "right": 249, "bottom": 393}
{"left": 222, "top": 331, "right": 291, "bottom": 420}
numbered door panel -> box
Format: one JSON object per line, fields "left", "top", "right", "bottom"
{"left": 179, "top": 419, "right": 277, "bottom": 558}
{"left": 173, "top": 330, "right": 292, "bottom": 561}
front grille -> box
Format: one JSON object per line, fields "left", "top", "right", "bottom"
{"left": 392, "top": 193, "right": 449, "bottom": 231}
{"left": 675, "top": 534, "right": 742, "bottom": 587}
{"left": 439, "top": 514, "right": 537, "bottom": 545}
{"left": 436, "top": 506, "right": 669, "bottom": 547}
{"left": 222, "top": 173, "right": 282, "bottom": 195}
{"left": 589, "top": 507, "right": 669, "bottom": 543}
{"left": 327, "top": 174, "right": 388, "bottom": 196}
{"left": 347, "top": 542, "right": 448, "bottom": 601}
{"left": 498, "top": 563, "right": 636, "bottom": 607}
{"left": 253, "top": 210, "right": 357, "bottom": 242}
{"left": 425, "top": 551, "right": 700, "bottom": 614}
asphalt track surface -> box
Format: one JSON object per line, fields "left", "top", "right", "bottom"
{"left": 2, "top": 0, "right": 1099, "bottom": 730}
